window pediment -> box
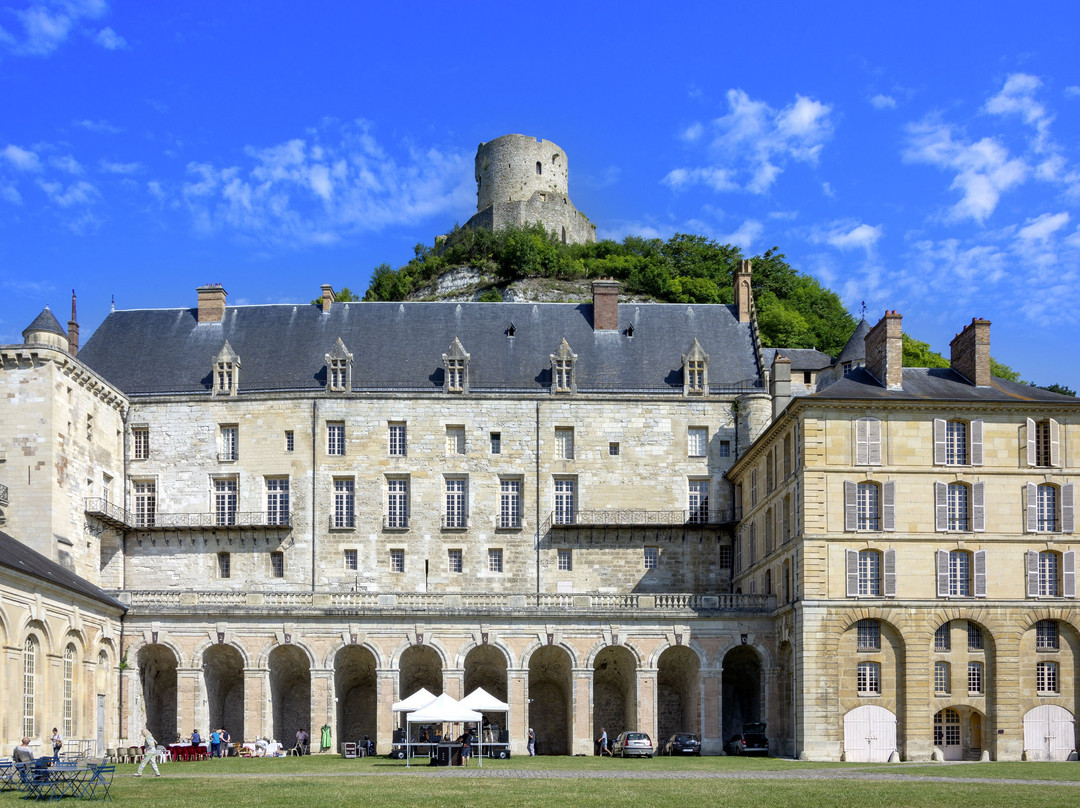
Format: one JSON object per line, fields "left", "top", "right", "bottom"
{"left": 324, "top": 338, "right": 353, "bottom": 393}
{"left": 442, "top": 337, "right": 470, "bottom": 393}
{"left": 212, "top": 340, "right": 240, "bottom": 396}
{"left": 550, "top": 338, "right": 577, "bottom": 394}
{"left": 682, "top": 338, "right": 709, "bottom": 395}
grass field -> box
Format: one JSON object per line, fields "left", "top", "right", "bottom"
{"left": 4, "top": 754, "right": 1078, "bottom": 808}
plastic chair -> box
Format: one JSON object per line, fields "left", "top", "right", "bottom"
{"left": 104, "top": 748, "right": 117, "bottom": 764}
{"left": 127, "top": 746, "right": 142, "bottom": 764}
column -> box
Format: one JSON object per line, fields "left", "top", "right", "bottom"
{"left": 508, "top": 669, "right": 528, "bottom": 755}
{"left": 310, "top": 669, "right": 333, "bottom": 752}
{"left": 376, "top": 669, "right": 396, "bottom": 754}
{"left": 176, "top": 667, "right": 201, "bottom": 743}
{"left": 243, "top": 667, "right": 269, "bottom": 740}
{"left": 571, "top": 668, "right": 592, "bottom": 755}
{"left": 701, "top": 668, "right": 722, "bottom": 754}
{"left": 636, "top": 667, "right": 658, "bottom": 744}
{"left": 444, "top": 668, "right": 464, "bottom": 700}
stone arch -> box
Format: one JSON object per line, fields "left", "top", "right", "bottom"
{"left": 335, "top": 644, "right": 378, "bottom": 746}
{"left": 268, "top": 644, "right": 311, "bottom": 744}
{"left": 454, "top": 637, "right": 515, "bottom": 671}
{"left": 388, "top": 636, "right": 451, "bottom": 671}
{"left": 202, "top": 644, "right": 245, "bottom": 741}
{"left": 21, "top": 617, "right": 53, "bottom": 655}
{"left": 255, "top": 638, "right": 317, "bottom": 671}
{"left": 62, "top": 627, "right": 88, "bottom": 658}
{"left": 399, "top": 644, "right": 443, "bottom": 699}
{"left": 520, "top": 637, "right": 580, "bottom": 670}
{"left": 583, "top": 638, "right": 644, "bottom": 670}
{"left": 192, "top": 637, "right": 252, "bottom": 670}
{"left": 528, "top": 644, "right": 573, "bottom": 755}
{"left": 136, "top": 643, "right": 179, "bottom": 745}
{"left": 593, "top": 645, "right": 638, "bottom": 744}
{"left": 0, "top": 605, "right": 10, "bottom": 649}
{"left": 934, "top": 705, "right": 986, "bottom": 761}
{"left": 463, "top": 643, "right": 509, "bottom": 703}
{"left": 127, "top": 635, "right": 186, "bottom": 670}
{"left": 716, "top": 637, "right": 774, "bottom": 672}
{"left": 657, "top": 644, "right": 701, "bottom": 741}
{"left": 1023, "top": 705, "right": 1076, "bottom": 760}
{"left": 836, "top": 613, "right": 907, "bottom": 715}
{"left": 722, "top": 644, "right": 763, "bottom": 744}
{"left": 322, "top": 639, "right": 385, "bottom": 671}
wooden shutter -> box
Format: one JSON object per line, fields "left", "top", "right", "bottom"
{"left": 794, "top": 479, "right": 800, "bottom": 535}
{"left": 868, "top": 418, "right": 882, "bottom": 466}
{"left": 1064, "top": 551, "right": 1076, "bottom": 599}
{"left": 1026, "top": 482, "right": 1038, "bottom": 532}
{"left": 972, "top": 482, "right": 985, "bottom": 532}
{"left": 1026, "top": 418, "right": 1036, "bottom": 466}
{"left": 971, "top": 419, "right": 983, "bottom": 466}
{"left": 882, "top": 481, "right": 895, "bottom": 531}
{"left": 883, "top": 548, "right": 897, "bottom": 597}
{"left": 1050, "top": 419, "right": 1061, "bottom": 468}
{"left": 856, "top": 419, "right": 868, "bottom": 465}
{"left": 846, "top": 549, "right": 859, "bottom": 597}
{"left": 1062, "top": 483, "right": 1074, "bottom": 534}
{"left": 844, "top": 481, "right": 857, "bottom": 531}
{"left": 1026, "top": 550, "right": 1040, "bottom": 597}
{"left": 973, "top": 549, "right": 987, "bottom": 597}
{"left": 937, "top": 549, "right": 950, "bottom": 597}
{"left": 934, "top": 482, "right": 948, "bottom": 531}
{"left": 933, "top": 418, "right": 947, "bottom": 465}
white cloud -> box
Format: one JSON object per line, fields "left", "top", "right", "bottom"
{"left": 1, "top": 184, "right": 21, "bottom": 204}
{"left": 3, "top": 0, "right": 108, "bottom": 56}
{"left": 870, "top": 94, "right": 897, "bottom": 109}
{"left": 812, "top": 221, "right": 884, "bottom": 252}
{"left": 664, "top": 88, "right": 834, "bottom": 195}
{"left": 681, "top": 122, "right": 704, "bottom": 142}
{"left": 94, "top": 25, "right": 125, "bottom": 50}
{"left": 2, "top": 144, "right": 42, "bottom": 171}
{"left": 99, "top": 160, "right": 141, "bottom": 174}
{"left": 1066, "top": 86, "right": 1080, "bottom": 98}
{"left": 49, "top": 154, "right": 83, "bottom": 175}
{"left": 1017, "top": 212, "right": 1070, "bottom": 242}
{"left": 821, "top": 181, "right": 835, "bottom": 198}
{"left": 73, "top": 118, "right": 121, "bottom": 133}
{"left": 38, "top": 179, "right": 99, "bottom": 207}
{"left": 984, "top": 73, "right": 1053, "bottom": 151}
{"left": 718, "top": 219, "right": 763, "bottom": 250}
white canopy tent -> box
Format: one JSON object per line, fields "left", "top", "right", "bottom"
{"left": 391, "top": 687, "right": 436, "bottom": 713}
{"left": 459, "top": 687, "right": 511, "bottom": 757}
{"left": 405, "top": 693, "right": 485, "bottom": 766}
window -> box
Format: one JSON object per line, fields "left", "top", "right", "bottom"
{"left": 217, "top": 552, "right": 231, "bottom": 579}
{"left": 688, "top": 427, "right": 707, "bottom": 457}
{"left": 803, "top": 370, "right": 813, "bottom": 384}
{"left": 499, "top": 479, "right": 522, "bottom": 529}
{"left": 946, "top": 420, "right": 966, "bottom": 464}
{"left": 270, "top": 551, "right": 284, "bottom": 578}
{"left": 23, "top": 637, "right": 36, "bottom": 738}
{"left": 446, "top": 358, "right": 465, "bottom": 392}
{"left": 327, "top": 422, "right": 345, "bottom": 456}
{"left": 935, "top": 481, "right": 985, "bottom": 532}
{"left": 686, "top": 358, "right": 706, "bottom": 392}
{"left": 950, "top": 551, "right": 971, "bottom": 597}
{"left": 1039, "top": 484, "right": 1057, "bottom": 532}
{"left": 935, "top": 623, "right": 951, "bottom": 651}
{"left": 934, "top": 661, "right": 951, "bottom": 695}
{"left": 333, "top": 479, "right": 355, "bottom": 529}
{"left": 266, "top": 478, "right": 289, "bottom": 526}
{"left": 967, "top": 661, "right": 984, "bottom": 695}
{"left": 718, "top": 545, "right": 733, "bottom": 569}
{"left": 1029, "top": 418, "right": 1060, "bottom": 468}
{"left": 682, "top": 339, "right": 709, "bottom": 394}
{"left": 86, "top": 414, "right": 94, "bottom": 442}
{"left": 448, "top": 549, "right": 463, "bottom": 574}
{"left": 285, "top": 431, "right": 294, "bottom": 452}
{"left": 554, "top": 479, "right": 575, "bottom": 525}
{"left": 688, "top": 479, "right": 710, "bottom": 524}
{"left": 1031, "top": 551, "right": 1063, "bottom": 597}
{"left": 536, "top": 160, "right": 542, "bottom": 175}
{"left": 219, "top": 425, "right": 238, "bottom": 461}
{"left": 766, "top": 450, "right": 775, "bottom": 492}
{"left": 845, "top": 480, "right": 895, "bottom": 532}
{"left": 934, "top": 418, "right": 979, "bottom": 465}
{"left": 557, "top": 548, "right": 572, "bottom": 571}
{"left": 134, "top": 480, "right": 156, "bottom": 528}
{"left": 609, "top": 442, "right": 620, "bottom": 456}
{"left": 719, "top": 440, "right": 730, "bottom": 458}
{"left": 1036, "top": 620, "right": 1059, "bottom": 650}
{"left": 390, "top": 549, "right": 405, "bottom": 573}
{"left": 936, "top": 549, "right": 989, "bottom": 598}
{"left": 344, "top": 549, "right": 357, "bottom": 571}
{"left": 644, "top": 546, "right": 659, "bottom": 569}
{"left": 751, "top": 469, "right": 758, "bottom": 506}
{"left": 1037, "top": 661, "right": 1059, "bottom": 693}
{"left": 858, "top": 550, "right": 881, "bottom": 596}
{"left": 855, "top": 417, "right": 882, "bottom": 465}
{"left": 446, "top": 426, "right": 466, "bottom": 455}
{"left": 858, "top": 482, "right": 879, "bottom": 530}
{"left": 967, "top": 621, "right": 984, "bottom": 651}
{"left": 1026, "top": 483, "right": 1075, "bottom": 534}
{"left": 133, "top": 427, "right": 149, "bottom": 460}
{"left": 856, "top": 619, "right": 880, "bottom": 650}
{"left": 212, "top": 342, "right": 240, "bottom": 396}
{"left": 555, "top": 427, "right": 574, "bottom": 460}
{"left": 214, "top": 478, "right": 238, "bottom": 526}
{"left": 947, "top": 483, "right": 968, "bottom": 531}
{"left": 551, "top": 339, "right": 576, "bottom": 392}
{"left": 387, "top": 478, "right": 409, "bottom": 529}
{"left": 63, "top": 646, "right": 74, "bottom": 737}
{"left": 488, "top": 548, "right": 503, "bottom": 573}
{"left": 856, "top": 661, "right": 880, "bottom": 695}
{"left": 490, "top": 432, "right": 501, "bottom": 454}
{"left": 389, "top": 422, "right": 406, "bottom": 457}
{"left": 444, "top": 478, "right": 467, "bottom": 528}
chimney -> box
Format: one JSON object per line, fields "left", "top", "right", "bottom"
{"left": 864, "top": 310, "right": 904, "bottom": 390}
{"left": 321, "top": 284, "right": 336, "bottom": 313}
{"left": 735, "top": 260, "right": 752, "bottom": 323}
{"left": 196, "top": 284, "right": 227, "bottom": 323}
{"left": 770, "top": 354, "right": 791, "bottom": 419}
{"left": 67, "top": 289, "right": 79, "bottom": 356}
{"left": 592, "top": 278, "right": 619, "bottom": 331}
{"left": 950, "top": 318, "right": 991, "bottom": 387}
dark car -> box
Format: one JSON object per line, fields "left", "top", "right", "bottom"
{"left": 660, "top": 733, "right": 701, "bottom": 756}
{"left": 724, "top": 722, "right": 768, "bottom": 756}
{"left": 611, "top": 731, "right": 653, "bottom": 758}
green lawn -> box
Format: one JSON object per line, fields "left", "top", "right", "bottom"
{"left": 4, "top": 755, "right": 1078, "bottom": 808}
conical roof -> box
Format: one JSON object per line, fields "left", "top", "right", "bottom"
{"left": 836, "top": 318, "right": 870, "bottom": 365}
{"left": 22, "top": 306, "right": 67, "bottom": 340}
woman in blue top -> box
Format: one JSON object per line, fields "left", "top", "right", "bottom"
{"left": 209, "top": 729, "right": 222, "bottom": 759}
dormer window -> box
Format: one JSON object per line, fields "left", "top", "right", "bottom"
{"left": 682, "top": 338, "right": 709, "bottom": 395}
{"left": 442, "top": 338, "right": 470, "bottom": 393}
{"left": 212, "top": 340, "right": 240, "bottom": 397}
{"left": 324, "top": 338, "right": 353, "bottom": 394}
{"left": 550, "top": 339, "right": 577, "bottom": 394}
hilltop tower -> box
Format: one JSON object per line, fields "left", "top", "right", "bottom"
{"left": 464, "top": 134, "right": 596, "bottom": 245}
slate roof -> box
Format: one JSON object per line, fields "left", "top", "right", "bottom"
{"left": 763, "top": 347, "right": 834, "bottom": 371}
{"left": 77, "top": 301, "right": 762, "bottom": 395}
{"left": 835, "top": 318, "right": 870, "bottom": 365}
{"left": 0, "top": 530, "right": 126, "bottom": 610}
{"left": 22, "top": 306, "right": 67, "bottom": 340}
{"left": 809, "top": 366, "right": 1079, "bottom": 403}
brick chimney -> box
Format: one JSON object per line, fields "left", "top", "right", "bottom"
{"left": 592, "top": 278, "right": 619, "bottom": 331}
{"left": 321, "top": 284, "right": 336, "bottom": 313}
{"left": 864, "top": 310, "right": 904, "bottom": 390}
{"left": 950, "top": 318, "right": 991, "bottom": 387}
{"left": 770, "top": 353, "right": 791, "bottom": 418}
{"left": 67, "top": 289, "right": 79, "bottom": 356}
{"left": 735, "top": 260, "right": 752, "bottom": 323}
{"left": 196, "top": 284, "right": 227, "bottom": 323}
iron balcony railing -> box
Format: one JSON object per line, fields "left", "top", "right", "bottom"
{"left": 84, "top": 498, "right": 292, "bottom": 530}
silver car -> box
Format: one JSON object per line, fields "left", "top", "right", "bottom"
{"left": 612, "top": 731, "right": 653, "bottom": 758}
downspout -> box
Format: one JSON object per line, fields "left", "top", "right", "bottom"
{"left": 122, "top": 406, "right": 129, "bottom": 591}
{"left": 535, "top": 399, "right": 541, "bottom": 607}
{"left": 311, "top": 399, "right": 318, "bottom": 593}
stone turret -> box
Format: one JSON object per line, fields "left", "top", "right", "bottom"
{"left": 22, "top": 306, "right": 68, "bottom": 351}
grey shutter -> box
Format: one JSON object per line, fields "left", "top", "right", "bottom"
{"left": 1026, "top": 550, "right": 1039, "bottom": 597}
{"left": 935, "top": 482, "right": 948, "bottom": 531}
{"left": 1050, "top": 419, "right": 1061, "bottom": 467}
{"left": 846, "top": 549, "right": 859, "bottom": 597}
{"left": 882, "top": 481, "right": 896, "bottom": 531}
{"left": 868, "top": 418, "right": 882, "bottom": 466}
{"left": 974, "top": 549, "right": 987, "bottom": 597}
{"left": 883, "top": 548, "right": 897, "bottom": 597}
{"left": 1026, "top": 418, "right": 1036, "bottom": 466}
{"left": 1063, "top": 483, "right": 1075, "bottom": 533}
{"left": 971, "top": 419, "right": 983, "bottom": 466}
{"left": 1064, "top": 551, "right": 1076, "bottom": 599}
{"left": 844, "top": 481, "right": 857, "bottom": 531}
{"left": 933, "top": 418, "right": 947, "bottom": 465}
{"left": 972, "top": 482, "right": 985, "bottom": 532}
{"left": 1026, "top": 482, "right": 1038, "bottom": 532}
{"left": 794, "top": 479, "right": 800, "bottom": 535}
{"left": 855, "top": 419, "right": 868, "bottom": 465}
{"left": 936, "top": 550, "right": 950, "bottom": 597}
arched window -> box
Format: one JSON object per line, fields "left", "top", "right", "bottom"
{"left": 23, "top": 636, "right": 37, "bottom": 738}
{"left": 934, "top": 622, "right": 951, "bottom": 651}
{"left": 63, "top": 645, "right": 75, "bottom": 737}
{"left": 845, "top": 480, "right": 895, "bottom": 532}
{"left": 947, "top": 482, "right": 969, "bottom": 530}
{"left": 857, "top": 482, "right": 880, "bottom": 530}
{"left": 1036, "top": 619, "right": 1059, "bottom": 650}
{"left": 1038, "top": 484, "right": 1057, "bottom": 531}
{"left": 858, "top": 549, "right": 881, "bottom": 595}
{"left": 536, "top": 161, "right": 542, "bottom": 175}
{"left": 856, "top": 619, "right": 880, "bottom": 650}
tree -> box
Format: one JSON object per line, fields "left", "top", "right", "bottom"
{"left": 1032, "top": 382, "right": 1076, "bottom": 397}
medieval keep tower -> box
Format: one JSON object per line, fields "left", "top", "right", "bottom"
{"left": 464, "top": 134, "right": 597, "bottom": 245}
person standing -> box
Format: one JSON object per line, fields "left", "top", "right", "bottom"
{"left": 220, "top": 727, "right": 231, "bottom": 756}
{"left": 51, "top": 728, "right": 63, "bottom": 763}
{"left": 597, "top": 728, "right": 612, "bottom": 756}
{"left": 209, "top": 728, "right": 221, "bottom": 759}
{"left": 527, "top": 727, "right": 535, "bottom": 756}
{"left": 135, "top": 728, "right": 163, "bottom": 777}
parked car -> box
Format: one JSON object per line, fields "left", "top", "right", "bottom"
{"left": 612, "top": 731, "right": 653, "bottom": 758}
{"left": 660, "top": 733, "right": 701, "bottom": 756}
{"left": 725, "top": 722, "right": 768, "bottom": 756}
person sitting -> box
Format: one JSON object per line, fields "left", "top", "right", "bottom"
{"left": 266, "top": 739, "right": 284, "bottom": 757}
{"left": 190, "top": 729, "right": 202, "bottom": 745}
{"left": 363, "top": 736, "right": 374, "bottom": 757}
{"left": 254, "top": 737, "right": 268, "bottom": 757}
{"left": 13, "top": 738, "right": 34, "bottom": 763}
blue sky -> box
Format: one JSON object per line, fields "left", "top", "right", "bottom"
{"left": 2, "top": 1, "right": 1079, "bottom": 389}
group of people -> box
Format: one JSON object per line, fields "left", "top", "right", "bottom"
{"left": 11, "top": 727, "right": 67, "bottom": 765}
{"left": 187, "top": 727, "right": 232, "bottom": 758}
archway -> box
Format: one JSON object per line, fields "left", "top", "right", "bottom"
{"left": 721, "top": 645, "right": 761, "bottom": 743}
{"left": 657, "top": 646, "right": 700, "bottom": 741}
{"left": 844, "top": 705, "right": 896, "bottom": 761}
{"left": 593, "top": 646, "right": 637, "bottom": 744}
{"left": 203, "top": 645, "right": 244, "bottom": 742}
{"left": 934, "top": 707, "right": 984, "bottom": 761}
{"left": 336, "top": 645, "right": 377, "bottom": 748}
{"left": 399, "top": 645, "right": 442, "bottom": 699}
{"left": 528, "top": 646, "right": 572, "bottom": 755}
{"left": 463, "top": 645, "right": 508, "bottom": 702}
{"left": 268, "top": 645, "right": 310, "bottom": 744}
{"left": 137, "top": 644, "right": 178, "bottom": 745}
